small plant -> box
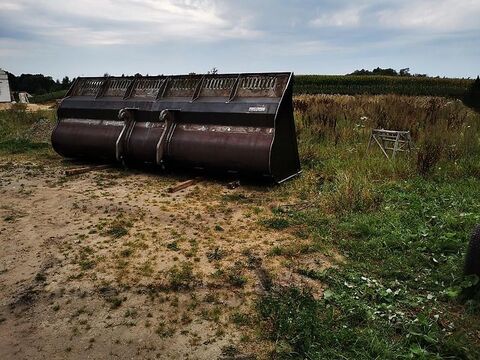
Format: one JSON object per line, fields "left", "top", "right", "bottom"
{"left": 262, "top": 217, "right": 290, "bottom": 230}
{"left": 296, "top": 267, "right": 325, "bottom": 280}
{"left": 35, "top": 272, "right": 46, "bottom": 282}
{"left": 109, "top": 297, "right": 123, "bottom": 309}
{"left": 102, "top": 216, "right": 133, "bottom": 239}
{"left": 124, "top": 308, "right": 138, "bottom": 318}
{"left": 323, "top": 171, "right": 381, "bottom": 213}
{"left": 106, "top": 224, "right": 129, "bottom": 238}
{"left": 206, "top": 247, "right": 225, "bottom": 261}
{"left": 155, "top": 322, "right": 175, "bottom": 338}
{"left": 77, "top": 246, "right": 96, "bottom": 270}
{"left": 230, "top": 312, "right": 251, "bottom": 327}
{"left": 166, "top": 241, "right": 179, "bottom": 251}
{"left": 228, "top": 273, "right": 247, "bottom": 287}
{"left": 168, "top": 262, "right": 196, "bottom": 290}
{"left": 120, "top": 248, "right": 133, "bottom": 257}
{"left": 416, "top": 132, "right": 444, "bottom": 176}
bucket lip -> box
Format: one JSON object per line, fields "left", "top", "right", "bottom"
{"left": 71, "top": 71, "right": 293, "bottom": 80}
{"left": 65, "top": 72, "right": 294, "bottom": 100}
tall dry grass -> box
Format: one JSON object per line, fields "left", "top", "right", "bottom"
{"left": 286, "top": 95, "right": 480, "bottom": 213}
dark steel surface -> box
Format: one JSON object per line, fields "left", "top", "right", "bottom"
{"left": 52, "top": 72, "right": 300, "bottom": 183}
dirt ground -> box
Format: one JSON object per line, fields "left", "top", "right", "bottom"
{"left": 0, "top": 154, "right": 334, "bottom": 359}
{"left": 0, "top": 103, "right": 54, "bottom": 111}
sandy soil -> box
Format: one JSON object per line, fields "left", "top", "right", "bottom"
{"left": 0, "top": 103, "right": 54, "bottom": 111}
{"left": 0, "top": 155, "right": 334, "bottom": 359}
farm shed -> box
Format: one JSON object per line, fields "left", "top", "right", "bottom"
{"left": 0, "top": 69, "right": 11, "bottom": 102}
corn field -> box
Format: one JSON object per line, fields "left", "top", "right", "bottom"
{"left": 294, "top": 75, "right": 473, "bottom": 97}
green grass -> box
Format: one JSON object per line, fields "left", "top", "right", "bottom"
{"left": 0, "top": 138, "right": 50, "bottom": 154}
{"left": 256, "top": 95, "right": 480, "bottom": 359}
{"left": 0, "top": 106, "right": 56, "bottom": 155}
{"left": 31, "top": 90, "right": 67, "bottom": 103}
{"left": 261, "top": 179, "right": 480, "bottom": 358}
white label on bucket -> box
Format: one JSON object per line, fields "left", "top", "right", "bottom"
{"left": 248, "top": 105, "right": 266, "bottom": 112}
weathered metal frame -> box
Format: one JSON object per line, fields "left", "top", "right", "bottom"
{"left": 52, "top": 72, "right": 301, "bottom": 183}
{"left": 367, "top": 129, "right": 413, "bottom": 159}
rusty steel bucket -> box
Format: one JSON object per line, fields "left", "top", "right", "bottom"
{"left": 52, "top": 72, "right": 301, "bottom": 183}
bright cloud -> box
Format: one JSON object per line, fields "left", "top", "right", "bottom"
{"left": 377, "top": 0, "right": 480, "bottom": 31}
{"left": 310, "top": 6, "right": 364, "bottom": 27}
{"left": 0, "top": 0, "right": 260, "bottom": 45}
{"left": 308, "top": 0, "right": 480, "bottom": 32}
{"left": 0, "top": 0, "right": 478, "bottom": 78}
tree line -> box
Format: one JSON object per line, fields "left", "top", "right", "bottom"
{"left": 349, "top": 67, "right": 427, "bottom": 77}
{"left": 6, "top": 72, "right": 73, "bottom": 95}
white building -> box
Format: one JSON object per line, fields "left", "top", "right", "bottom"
{"left": 0, "top": 69, "right": 11, "bottom": 102}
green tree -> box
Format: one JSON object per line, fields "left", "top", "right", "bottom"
{"left": 61, "top": 76, "right": 70, "bottom": 87}
{"left": 464, "top": 76, "right": 480, "bottom": 110}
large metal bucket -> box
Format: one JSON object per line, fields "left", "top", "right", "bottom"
{"left": 52, "top": 72, "right": 301, "bottom": 183}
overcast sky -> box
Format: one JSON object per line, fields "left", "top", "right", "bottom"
{"left": 1, "top": 0, "right": 479, "bottom": 79}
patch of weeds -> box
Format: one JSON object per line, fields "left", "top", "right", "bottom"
{"left": 269, "top": 246, "right": 284, "bottom": 256}
{"left": 120, "top": 248, "right": 133, "bottom": 257}
{"left": 257, "top": 286, "right": 324, "bottom": 358}
{"left": 124, "top": 308, "right": 138, "bottom": 318}
{"left": 214, "top": 224, "right": 224, "bottom": 232}
{"left": 166, "top": 241, "right": 180, "bottom": 251}
{"left": 262, "top": 217, "right": 290, "bottom": 230}
{"left": 155, "top": 321, "right": 175, "bottom": 338}
{"left": 185, "top": 238, "right": 198, "bottom": 258}
{"left": 138, "top": 260, "right": 154, "bottom": 277}
{"left": 221, "top": 345, "right": 240, "bottom": 357}
{"left": 201, "top": 307, "right": 222, "bottom": 322}
{"left": 228, "top": 273, "right": 247, "bottom": 287}
{"left": 107, "top": 225, "right": 129, "bottom": 239}
{"left": 324, "top": 171, "right": 383, "bottom": 214}
{"left": 0, "top": 138, "right": 50, "bottom": 154}
{"left": 230, "top": 311, "right": 251, "bottom": 327}
{"left": 203, "top": 293, "right": 219, "bottom": 304}
{"left": 296, "top": 268, "right": 325, "bottom": 281}
{"left": 109, "top": 297, "right": 123, "bottom": 309}
{"left": 34, "top": 272, "right": 46, "bottom": 282}
{"left": 168, "top": 262, "right": 196, "bottom": 290}
{"left": 206, "top": 247, "right": 225, "bottom": 261}
{"left": 222, "top": 193, "right": 249, "bottom": 202}
{"left": 102, "top": 216, "right": 133, "bottom": 239}
{"left": 77, "top": 246, "right": 96, "bottom": 270}
{"left": 3, "top": 215, "right": 15, "bottom": 222}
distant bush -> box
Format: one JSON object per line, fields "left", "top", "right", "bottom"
{"left": 463, "top": 76, "right": 480, "bottom": 110}
{"left": 7, "top": 72, "right": 71, "bottom": 95}
{"left": 31, "top": 90, "right": 67, "bottom": 103}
